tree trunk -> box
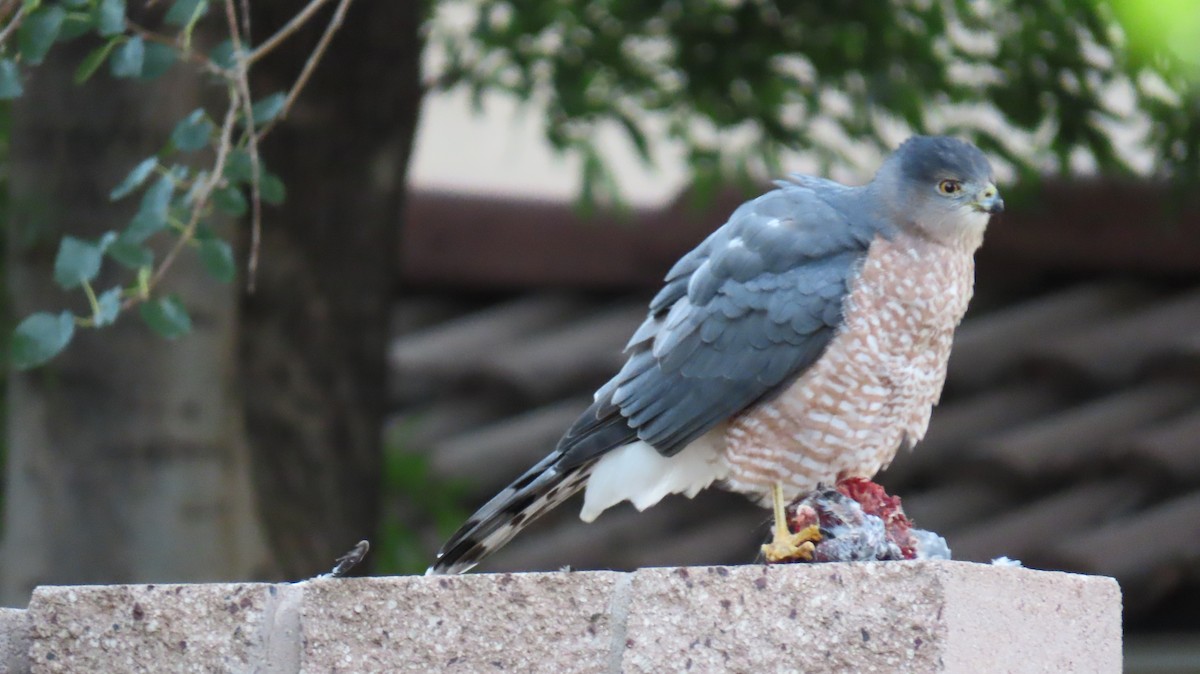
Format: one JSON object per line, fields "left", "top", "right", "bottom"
{"left": 2, "top": 48, "right": 271, "bottom": 603}
{"left": 2, "top": 2, "right": 423, "bottom": 603}
{"left": 240, "top": 2, "right": 423, "bottom": 576}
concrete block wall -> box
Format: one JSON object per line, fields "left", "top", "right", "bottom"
{"left": 0, "top": 561, "right": 1120, "bottom": 673}
{"left": 1, "top": 608, "right": 30, "bottom": 674}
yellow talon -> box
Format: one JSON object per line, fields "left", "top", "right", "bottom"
{"left": 761, "top": 483, "right": 822, "bottom": 563}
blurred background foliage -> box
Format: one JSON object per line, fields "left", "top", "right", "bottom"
{"left": 377, "top": 427, "right": 471, "bottom": 575}
{"left": 431, "top": 0, "right": 1200, "bottom": 208}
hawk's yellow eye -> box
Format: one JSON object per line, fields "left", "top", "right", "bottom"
{"left": 937, "top": 179, "right": 961, "bottom": 195}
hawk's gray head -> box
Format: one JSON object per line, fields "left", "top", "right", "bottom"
{"left": 870, "top": 135, "right": 1003, "bottom": 249}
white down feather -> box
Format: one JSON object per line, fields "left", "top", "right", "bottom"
{"left": 579, "top": 428, "right": 730, "bottom": 522}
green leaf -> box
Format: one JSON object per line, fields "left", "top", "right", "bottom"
{"left": 193, "top": 222, "right": 216, "bottom": 241}
{"left": 139, "top": 295, "right": 191, "bottom": 339}
{"left": 96, "top": 0, "right": 125, "bottom": 36}
{"left": 11, "top": 311, "right": 75, "bottom": 370}
{"left": 110, "top": 156, "right": 157, "bottom": 200}
{"left": 110, "top": 35, "right": 144, "bottom": 78}
{"left": 616, "top": 112, "right": 652, "bottom": 165}
{"left": 165, "top": 0, "right": 208, "bottom": 27}
{"left": 223, "top": 149, "right": 254, "bottom": 183}
{"left": 58, "top": 10, "right": 95, "bottom": 40}
{"left": 213, "top": 185, "right": 247, "bottom": 215}
{"left": 19, "top": 5, "right": 65, "bottom": 66}
{"left": 125, "top": 211, "right": 163, "bottom": 243}
{"left": 199, "top": 238, "right": 235, "bottom": 283}
{"left": 97, "top": 230, "right": 118, "bottom": 252}
{"left": 170, "top": 109, "right": 214, "bottom": 152}
{"left": 139, "top": 42, "right": 176, "bottom": 80}
{"left": 95, "top": 287, "right": 122, "bottom": 327}
{"left": 259, "top": 172, "right": 285, "bottom": 205}
{"left": 0, "top": 59, "right": 23, "bottom": 100}
{"left": 74, "top": 38, "right": 120, "bottom": 84}
{"left": 61, "top": 0, "right": 91, "bottom": 8}
{"left": 140, "top": 174, "right": 173, "bottom": 219}
{"left": 124, "top": 175, "right": 173, "bottom": 242}
{"left": 182, "top": 170, "right": 209, "bottom": 206}
{"left": 165, "top": 163, "right": 190, "bottom": 182}
{"left": 106, "top": 235, "right": 154, "bottom": 269}
{"left": 209, "top": 39, "right": 247, "bottom": 70}
{"left": 250, "top": 92, "right": 286, "bottom": 125}
{"left": 53, "top": 236, "right": 103, "bottom": 290}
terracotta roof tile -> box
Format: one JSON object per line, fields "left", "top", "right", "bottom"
{"left": 897, "top": 482, "right": 1013, "bottom": 535}
{"left": 390, "top": 294, "right": 481, "bottom": 337}
{"left": 430, "top": 397, "right": 592, "bottom": 492}
{"left": 969, "top": 379, "right": 1200, "bottom": 479}
{"left": 389, "top": 294, "right": 592, "bottom": 401}
{"left": 482, "top": 302, "right": 647, "bottom": 403}
{"left": 387, "top": 395, "right": 510, "bottom": 451}
{"left": 1038, "top": 491, "right": 1200, "bottom": 610}
{"left": 881, "top": 383, "right": 1064, "bottom": 487}
{"left": 1115, "top": 409, "right": 1200, "bottom": 484}
{"left": 946, "top": 282, "right": 1155, "bottom": 391}
{"left": 947, "top": 479, "right": 1147, "bottom": 564}
{"left": 1024, "top": 287, "right": 1200, "bottom": 386}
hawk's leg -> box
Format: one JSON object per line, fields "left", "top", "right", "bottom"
{"left": 761, "top": 482, "right": 821, "bottom": 563}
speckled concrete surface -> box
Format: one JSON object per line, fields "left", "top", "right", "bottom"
{"left": 621, "top": 563, "right": 945, "bottom": 673}
{"left": 940, "top": 562, "right": 1122, "bottom": 673}
{"left": 26, "top": 582, "right": 288, "bottom": 674}
{"left": 300, "top": 571, "right": 621, "bottom": 673}
{"left": 620, "top": 562, "right": 1120, "bottom": 674}
{"left": 1, "top": 607, "right": 30, "bottom": 674}
{"left": 5, "top": 561, "right": 1120, "bottom": 673}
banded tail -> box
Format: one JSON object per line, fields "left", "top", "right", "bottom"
{"left": 429, "top": 397, "right": 637, "bottom": 575}
{"left": 426, "top": 455, "right": 597, "bottom": 575}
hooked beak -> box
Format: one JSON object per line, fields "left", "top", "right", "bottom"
{"left": 974, "top": 183, "right": 1004, "bottom": 215}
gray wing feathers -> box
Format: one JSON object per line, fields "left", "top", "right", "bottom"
{"left": 597, "top": 182, "right": 883, "bottom": 457}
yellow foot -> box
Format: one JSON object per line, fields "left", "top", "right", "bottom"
{"left": 761, "top": 523, "right": 821, "bottom": 563}
{"left": 761, "top": 482, "right": 822, "bottom": 563}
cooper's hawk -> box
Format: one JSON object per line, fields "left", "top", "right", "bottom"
{"left": 429, "top": 135, "right": 1003, "bottom": 574}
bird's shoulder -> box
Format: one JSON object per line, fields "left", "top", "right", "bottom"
{"left": 651, "top": 179, "right": 887, "bottom": 314}
{"left": 554, "top": 179, "right": 892, "bottom": 460}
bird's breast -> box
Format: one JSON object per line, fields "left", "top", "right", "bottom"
{"left": 722, "top": 231, "right": 976, "bottom": 499}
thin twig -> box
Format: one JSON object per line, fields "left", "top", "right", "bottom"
{"left": 238, "top": 0, "right": 252, "bottom": 45}
{"left": 0, "top": 2, "right": 26, "bottom": 49}
{"left": 141, "top": 87, "right": 240, "bottom": 297}
{"left": 126, "top": 19, "right": 226, "bottom": 76}
{"left": 281, "top": 0, "right": 352, "bottom": 118}
{"left": 0, "top": 0, "right": 21, "bottom": 23}
{"left": 122, "top": 0, "right": 351, "bottom": 308}
{"left": 276, "top": 0, "right": 355, "bottom": 128}
{"left": 223, "top": 0, "right": 264, "bottom": 291}
{"left": 246, "top": 0, "right": 333, "bottom": 65}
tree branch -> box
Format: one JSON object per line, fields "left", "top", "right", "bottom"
{"left": 222, "top": 0, "right": 264, "bottom": 291}
{"left": 126, "top": 19, "right": 226, "bottom": 75}
{"left": 238, "top": 0, "right": 252, "bottom": 45}
{"left": 246, "top": 0, "right": 333, "bottom": 65}
{"left": 143, "top": 87, "right": 240, "bottom": 296}
{"left": 0, "top": 1, "right": 26, "bottom": 49}
{"left": 262, "top": 0, "right": 354, "bottom": 135}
